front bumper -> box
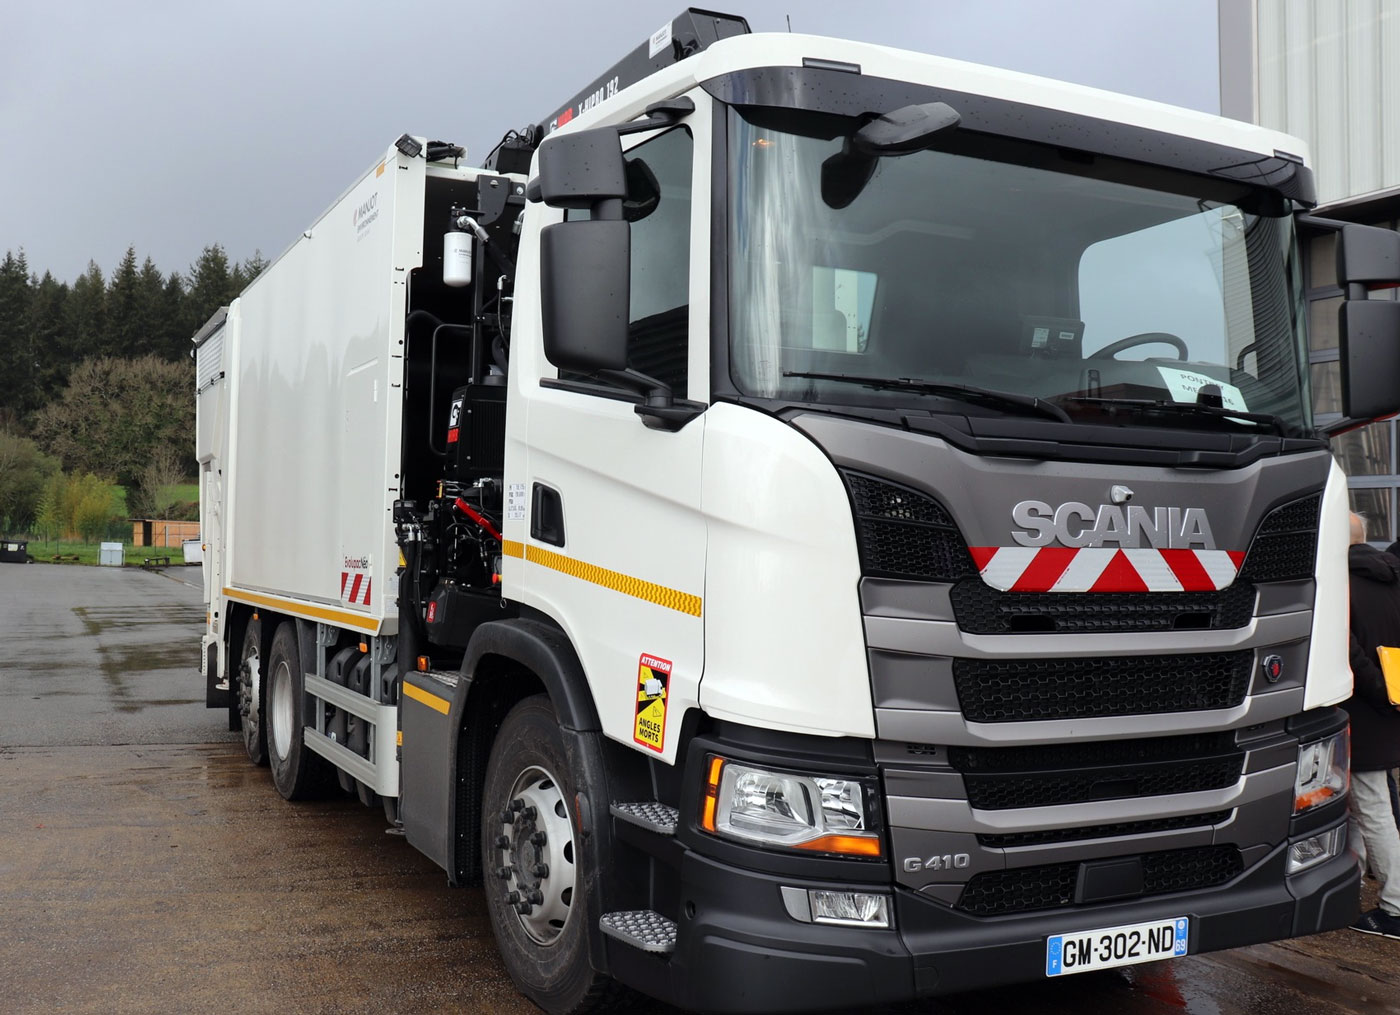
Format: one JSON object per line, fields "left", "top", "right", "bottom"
{"left": 609, "top": 823, "right": 1357, "bottom": 1014}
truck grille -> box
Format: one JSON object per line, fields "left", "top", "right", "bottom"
{"left": 956, "top": 846, "right": 1243, "bottom": 916}
{"left": 952, "top": 651, "right": 1253, "bottom": 723}
{"left": 976, "top": 811, "right": 1232, "bottom": 848}
{"left": 950, "top": 581, "right": 1256, "bottom": 634}
{"left": 842, "top": 471, "right": 975, "bottom": 581}
{"left": 1237, "top": 494, "right": 1320, "bottom": 583}
{"left": 949, "top": 733, "right": 1244, "bottom": 810}
{"left": 845, "top": 476, "right": 1319, "bottom": 595}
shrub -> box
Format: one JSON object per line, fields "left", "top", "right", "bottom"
{"left": 33, "top": 471, "right": 121, "bottom": 541}
{"left": 0, "top": 430, "right": 59, "bottom": 534}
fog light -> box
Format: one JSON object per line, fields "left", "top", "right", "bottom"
{"left": 1287, "top": 825, "right": 1347, "bottom": 874}
{"left": 809, "top": 890, "right": 890, "bottom": 928}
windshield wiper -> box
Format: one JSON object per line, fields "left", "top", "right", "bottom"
{"left": 1061, "top": 395, "right": 1290, "bottom": 436}
{"left": 782, "top": 371, "right": 1072, "bottom": 423}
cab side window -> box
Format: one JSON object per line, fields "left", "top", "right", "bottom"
{"left": 623, "top": 127, "right": 692, "bottom": 396}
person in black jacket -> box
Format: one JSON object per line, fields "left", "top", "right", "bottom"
{"left": 1347, "top": 513, "right": 1400, "bottom": 938}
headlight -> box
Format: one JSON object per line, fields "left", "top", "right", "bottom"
{"left": 699, "top": 756, "right": 882, "bottom": 858}
{"left": 1294, "top": 728, "right": 1349, "bottom": 814}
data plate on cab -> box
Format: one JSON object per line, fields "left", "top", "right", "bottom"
{"left": 1046, "top": 916, "right": 1188, "bottom": 976}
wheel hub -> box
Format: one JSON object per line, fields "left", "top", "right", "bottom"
{"left": 493, "top": 765, "right": 576, "bottom": 945}
{"left": 238, "top": 653, "right": 260, "bottom": 723}
{"left": 269, "top": 660, "right": 293, "bottom": 760}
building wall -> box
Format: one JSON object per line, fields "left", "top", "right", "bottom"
{"left": 131, "top": 519, "right": 200, "bottom": 549}
{"left": 1233, "top": 0, "right": 1400, "bottom": 205}
{"left": 1222, "top": 0, "right": 1400, "bottom": 544}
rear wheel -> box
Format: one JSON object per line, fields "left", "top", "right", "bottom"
{"left": 266, "top": 621, "right": 331, "bottom": 800}
{"left": 236, "top": 616, "right": 267, "bottom": 766}
{"left": 481, "top": 695, "right": 622, "bottom": 1014}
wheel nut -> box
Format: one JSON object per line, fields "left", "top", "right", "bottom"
{"left": 530, "top": 831, "right": 547, "bottom": 846}
{"left": 495, "top": 866, "right": 512, "bottom": 880}
{"left": 515, "top": 901, "right": 533, "bottom": 915}
{"left": 520, "top": 806, "right": 537, "bottom": 821}
{"left": 499, "top": 809, "right": 515, "bottom": 824}
{"left": 510, "top": 798, "right": 525, "bottom": 811}
{"left": 528, "top": 889, "right": 544, "bottom": 905}
{"left": 532, "top": 863, "right": 549, "bottom": 878}
{"left": 494, "top": 835, "right": 510, "bottom": 849}
{"left": 507, "top": 890, "right": 520, "bottom": 904}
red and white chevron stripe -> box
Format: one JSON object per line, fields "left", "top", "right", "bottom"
{"left": 968, "top": 546, "right": 1245, "bottom": 593}
{"left": 340, "top": 571, "right": 372, "bottom": 605}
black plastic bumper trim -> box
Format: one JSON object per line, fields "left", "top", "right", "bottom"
{"left": 610, "top": 822, "right": 1359, "bottom": 1012}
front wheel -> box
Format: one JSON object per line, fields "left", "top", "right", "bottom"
{"left": 481, "top": 695, "right": 622, "bottom": 1015}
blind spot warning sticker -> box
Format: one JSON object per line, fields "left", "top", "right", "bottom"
{"left": 634, "top": 654, "right": 671, "bottom": 753}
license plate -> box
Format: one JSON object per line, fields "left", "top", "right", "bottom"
{"left": 1046, "top": 916, "right": 1188, "bottom": 976}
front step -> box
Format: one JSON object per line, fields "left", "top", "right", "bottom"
{"left": 599, "top": 909, "right": 678, "bottom": 955}
{"left": 610, "top": 800, "right": 679, "bottom": 835}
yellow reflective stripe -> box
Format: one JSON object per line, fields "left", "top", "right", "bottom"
{"left": 502, "top": 540, "right": 701, "bottom": 617}
{"left": 222, "top": 587, "right": 380, "bottom": 634}
{"left": 403, "top": 681, "right": 451, "bottom": 715}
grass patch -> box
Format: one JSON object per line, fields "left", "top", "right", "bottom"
{"left": 22, "top": 538, "right": 188, "bottom": 567}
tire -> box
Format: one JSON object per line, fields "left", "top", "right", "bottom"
{"left": 266, "top": 621, "right": 332, "bottom": 800}
{"left": 481, "top": 695, "right": 622, "bottom": 1015}
{"left": 236, "top": 615, "right": 268, "bottom": 766}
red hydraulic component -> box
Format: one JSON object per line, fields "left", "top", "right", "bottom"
{"left": 453, "top": 497, "right": 502, "bottom": 542}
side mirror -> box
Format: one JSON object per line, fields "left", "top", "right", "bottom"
{"left": 532, "top": 125, "right": 632, "bottom": 373}
{"left": 821, "top": 101, "right": 960, "bottom": 209}
{"left": 1337, "top": 223, "right": 1400, "bottom": 288}
{"left": 540, "top": 220, "right": 630, "bottom": 373}
{"left": 1341, "top": 299, "right": 1400, "bottom": 419}
{"left": 532, "top": 127, "right": 627, "bottom": 210}
{"left": 852, "top": 101, "right": 962, "bottom": 155}
{"left": 528, "top": 100, "right": 695, "bottom": 412}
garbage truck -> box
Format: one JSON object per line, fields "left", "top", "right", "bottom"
{"left": 194, "top": 9, "right": 1400, "bottom": 1012}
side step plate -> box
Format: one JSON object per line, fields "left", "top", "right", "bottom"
{"left": 610, "top": 801, "right": 679, "bottom": 836}
{"left": 600, "top": 910, "right": 678, "bottom": 955}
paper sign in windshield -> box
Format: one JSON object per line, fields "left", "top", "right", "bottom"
{"left": 1156, "top": 366, "right": 1247, "bottom": 411}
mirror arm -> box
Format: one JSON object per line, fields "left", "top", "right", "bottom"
{"left": 598, "top": 368, "right": 673, "bottom": 406}
{"left": 616, "top": 97, "right": 696, "bottom": 138}
{"left": 1322, "top": 415, "right": 1394, "bottom": 437}
{"left": 1294, "top": 214, "right": 1350, "bottom": 232}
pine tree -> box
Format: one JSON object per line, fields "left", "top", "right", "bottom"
{"left": 0, "top": 250, "right": 34, "bottom": 424}
{"left": 28, "top": 271, "right": 70, "bottom": 410}
{"left": 136, "top": 256, "right": 167, "bottom": 360}
{"left": 159, "top": 272, "right": 187, "bottom": 360}
{"left": 104, "top": 246, "right": 143, "bottom": 358}
{"left": 64, "top": 261, "right": 107, "bottom": 365}
{"left": 231, "top": 249, "right": 269, "bottom": 293}
{"left": 184, "top": 244, "right": 234, "bottom": 340}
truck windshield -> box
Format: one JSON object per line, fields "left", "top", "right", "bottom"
{"left": 727, "top": 107, "right": 1313, "bottom": 436}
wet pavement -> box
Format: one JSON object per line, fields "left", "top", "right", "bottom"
{"left": 1, "top": 563, "right": 1399, "bottom": 1014}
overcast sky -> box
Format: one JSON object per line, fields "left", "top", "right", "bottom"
{"left": 2, "top": 1, "right": 1221, "bottom": 285}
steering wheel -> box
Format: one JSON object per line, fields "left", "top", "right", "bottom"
{"left": 1089, "top": 332, "right": 1189, "bottom": 360}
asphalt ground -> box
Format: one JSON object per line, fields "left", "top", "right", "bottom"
{"left": 2, "top": 563, "right": 1399, "bottom": 1014}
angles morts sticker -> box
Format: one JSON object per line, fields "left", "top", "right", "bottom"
{"left": 634, "top": 654, "right": 671, "bottom": 753}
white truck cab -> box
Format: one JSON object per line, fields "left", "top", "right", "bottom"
{"left": 198, "top": 10, "right": 1400, "bottom": 1013}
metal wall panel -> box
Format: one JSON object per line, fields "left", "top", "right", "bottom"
{"left": 1383, "top": 0, "right": 1400, "bottom": 185}
{"left": 1255, "top": 0, "right": 1400, "bottom": 203}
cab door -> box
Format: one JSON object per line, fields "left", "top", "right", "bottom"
{"left": 509, "top": 98, "right": 711, "bottom": 764}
